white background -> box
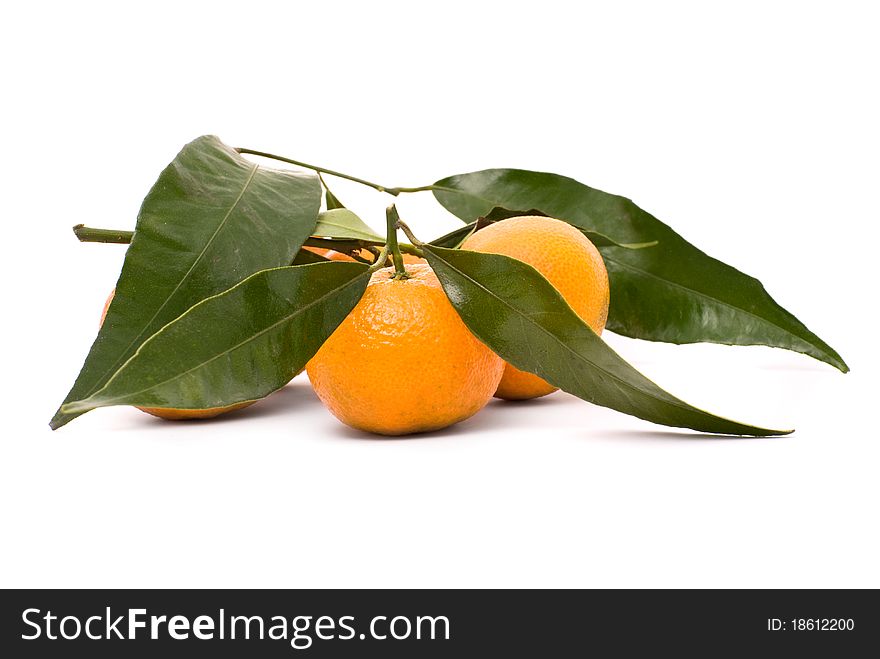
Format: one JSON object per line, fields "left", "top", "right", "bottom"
{"left": 2, "top": 1, "right": 877, "bottom": 588}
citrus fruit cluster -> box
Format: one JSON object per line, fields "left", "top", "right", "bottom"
{"left": 56, "top": 136, "right": 841, "bottom": 437}
{"left": 105, "top": 216, "right": 610, "bottom": 435}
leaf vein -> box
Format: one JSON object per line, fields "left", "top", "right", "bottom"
{"left": 86, "top": 163, "right": 261, "bottom": 397}
{"left": 74, "top": 267, "right": 367, "bottom": 410}
{"left": 430, "top": 252, "right": 699, "bottom": 414}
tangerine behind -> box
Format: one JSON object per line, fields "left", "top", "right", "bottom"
{"left": 99, "top": 290, "right": 254, "bottom": 420}
{"left": 463, "top": 215, "right": 610, "bottom": 400}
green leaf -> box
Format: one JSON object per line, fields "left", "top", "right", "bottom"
{"left": 62, "top": 262, "right": 371, "bottom": 416}
{"left": 325, "top": 187, "right": 346, "bottom": 210}
{"left": 314, "top": 208, "right": 383, "bottom": 241}
{"left": 429, "top": 218, "right": 491, "bottom": 248}
{"left": 431, "top": 170, "right": 847, "bottom": 372}
{"left": 422, "top": 246, "right": 788, "bottom": 436}
{"left": 319, "top": 173, "right": 346, "bottom": 210}
{"left": 50, "top": 135, "right": 322, "bottom": 429}
{"left": 430, "top": 208, "right": 656, "bottom": 250}
{"left": 481, "top": 206, "right": 656, "bottom": 249}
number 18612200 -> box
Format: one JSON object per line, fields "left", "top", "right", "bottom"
{"left": 768, "top": 618, "right": 854, "bottom": 631}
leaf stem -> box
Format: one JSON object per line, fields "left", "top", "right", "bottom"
{"left": 72, "top": 225, "right": 423, "bottom": 259}
{"left": 236, "top": 147, "right": 439, "bottom": 197}
{"left": 396, "top": 220, "right": 424, "bottom": 247}
{"left": 72, "top": 224, "right": 134, "bottom": 244}
{"left": 386, "top": 185, "right": 438, "bottom": 194}
{"left": 385, "top": 205, "right": 409, "bottom": 279}
{"left": 369, "top": 245, "right": 390, "bottom": 273}
{"left": 236, "top": 147, "right": 399, "bottom": 196}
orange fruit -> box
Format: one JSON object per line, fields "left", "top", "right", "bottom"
{"left": 401, "top": 253, "right": 427, "bottom": 265}
{"left": 327, "top": 249, "right": 356, "bottom": 261}
{"left": 99, "top": 290, "right": 253, "bottom": 420}
{"left": 462, "top": 215, "right": 610, "bottom": 400}
{"left": 324, "top": 249, "right": 365, "bottom": 262}
{"left": 302, "top": 246, "right": 334, "bottom": 258}
{"left": 307, "top": 264, "right": 503, "bottom": 435}
{"left": 136, "top": 404, "right": 252, "bottom": 420}
{"left": 302, "top": 246, "right": 366, "bottom": 262}
{"left": 383, "top": 252, "right": 426, "bottom": 266}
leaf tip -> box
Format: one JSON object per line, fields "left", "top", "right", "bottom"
{"left": 733, "top": 423, "right": 794, "bottom": 438}
{"left": 48, "top": 408, "right": 72, "bottom": 431}
{"left": 819, "top": 349, "right": 849, "bottom": 374}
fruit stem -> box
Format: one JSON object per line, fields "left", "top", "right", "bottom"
{"left": 385, "top": 205, "right": 409, "bottom": 279}
{"left": 72, "top": 224, "right": 134, "bottom": 244}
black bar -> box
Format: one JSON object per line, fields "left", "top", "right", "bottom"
{"left": 1, "top": 589, "right": 876, "bottom": 657}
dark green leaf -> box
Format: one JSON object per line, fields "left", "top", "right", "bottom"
{"left": 422, "top": 245, "right": 789, "bottom": 437}
{"left": 482, "top": 206, "right": 655, "bottom": 248}
{"left": 314, "top": 208, "right": 383, "bottom": 241}
{"left": 429, "top": 218, "right": 492, "bottom": 248}
{"left": 431, "top": 170, "right": 847, "bottom": 372}
{"left": 480, "top": 206, "right": 549, "bottom": 223}
{"left": 62, "top": 262, "right": 371, "bottom": 415}
{"left": 431, "top": 208, "right": 656, "bottom": 250}
{"left": 51, "top": 135, "right": 322, "bottom": 429}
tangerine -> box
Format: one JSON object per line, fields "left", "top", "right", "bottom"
{"left": 462, "top": 215, "right": 610, "bottom": 400}
{"left": 307, "top": 264, "right": 503, "bottom": 435}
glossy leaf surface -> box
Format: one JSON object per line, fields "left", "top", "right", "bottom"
{"left": 430, "top": 208, "right": 656, "bottom": 250}
{"left": 314, "top": 208, "right": 383, "bottom": 241}
{"left": 63, "top": 262, "right": 371, "bottom": 415}
{"left": 422, "top": 245, "right": 789, "bottom": 436}
{"left": 51, "top": 135, "right": 322, "bottom": 429}
{"left": 432, "top": 169, "right": 846, "bottom": 372}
